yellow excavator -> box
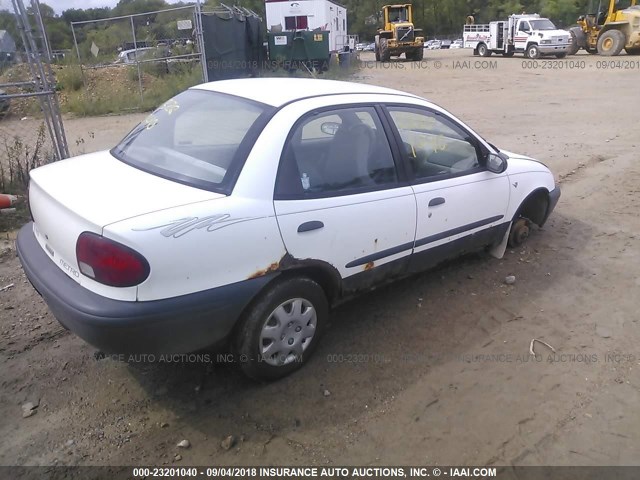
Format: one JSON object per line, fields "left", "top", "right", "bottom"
{"left": 375, "top": 4, "right": 425, "bottom": 61}
{"left": 568, "top": 0, "right": 640, "bottom": 55}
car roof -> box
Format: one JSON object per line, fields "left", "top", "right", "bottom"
{"left": 191, "top": 78, "right": 420, "bottom": 107}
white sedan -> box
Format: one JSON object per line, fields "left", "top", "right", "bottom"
{"left": 17, "top": 78, "right": 560, "bottom": 380}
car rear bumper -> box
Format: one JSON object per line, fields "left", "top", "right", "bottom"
{"left": 17, "top": 223, "right": 275, "bottom": 354}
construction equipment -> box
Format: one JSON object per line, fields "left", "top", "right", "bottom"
{"left": 375, "top": 4, "right": 424, "bottom": 61}
{"left": 568, "top": 0, "right": 640, "bottom": 55}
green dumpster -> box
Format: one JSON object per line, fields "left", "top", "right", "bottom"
{"left": 267, "top": 31, "right": 330, "bottom": 71}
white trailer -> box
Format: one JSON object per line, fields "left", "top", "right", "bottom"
{"left": 265, "top": 0, "right": 348, "bottom": 52}
{"left": 463, "top": 14, "right": 571, "bottom": 59}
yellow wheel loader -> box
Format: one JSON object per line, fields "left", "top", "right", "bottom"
{"left": 568, "top": 0, "right": 640, "bottom": 55}
{"left": 375, "top": 4, "right": 425, "bottom": 61}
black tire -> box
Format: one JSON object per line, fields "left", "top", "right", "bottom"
{"left": 567, "top": 27, "right": 583, "bottom": 55}
{"left": 625, "top": 47, "right": 640, "bottom": 55}
{"left": 585, "top": 46, "right": 598, "bottom": 54}
{"left": 597, "top": 30, "right": 625, "bottom": 56}
{"left": 478, "top": 43, "right": 491, "bottom": 57}
{"left": 502, "top": 50, "right": 514, "bottom": 57}
{"left": 526, "top": 44, "right": 540, "bottom": 59}
{"left": 235, "top": 277, "right": 328, "bottom": 381}
{"left": 412, "top": 47, "right": 424, "bottom": 61}
{"left": 375, "top": 44, "right": 380, "bottom": 61}
{"left": 508, "top": 218, "right": 531, "bottom": 248}
{"left": 379, "top": 38, "right": 391, "bottom": 62}
{"left": 555, "top": 53, "right": 567, "bottom": 59}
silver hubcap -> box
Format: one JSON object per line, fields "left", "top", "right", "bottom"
{"left": 259, "top": 298, "right": 317, "bottom": 367}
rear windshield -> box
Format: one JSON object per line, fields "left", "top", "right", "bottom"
{"left": 111, "top": 89, "right": 272, "bottom": 193}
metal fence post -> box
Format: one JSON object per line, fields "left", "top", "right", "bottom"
{"left": 195, "top": 0, "right": 208, "bottom": 83}
{"left": 70, "top": 22, "right": 87, "bottom": 89}
{"left": 130, "top": 16, "right": 144, "bottom": 105}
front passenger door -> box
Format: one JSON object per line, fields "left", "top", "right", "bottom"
{"left": 385, "top": 106, "right": 510, "bottom": 272}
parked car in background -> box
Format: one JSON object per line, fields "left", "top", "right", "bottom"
{"left": 114, "top": 47, "right": 155, "bottom": 64}
{"left": 427, "top": 40, "right": 442, "bottom": 49}
{"left": 355, "top": 42, "right": 368, "bottom": 51}
{"left": 114, "top": 46, "right": 171, "bottom": 65}
{"left": 17, "top": 78, "right": 560, "bottom": 381}
{"left": 451, "top": 39, "right": 464, "bottom": 48}
{"left": 364, "top": 43, "right": 375, "bottom": 51}
{"left": 440, "top": 39, "right": 452, "bottom": 48}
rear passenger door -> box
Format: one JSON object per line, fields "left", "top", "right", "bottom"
{"left": 273, "top": 105, "right": 417, "bottom": 293}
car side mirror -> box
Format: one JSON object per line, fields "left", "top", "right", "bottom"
{"left": 320, "top": 121, "right": 340, "bottom": 136}
{"left": 486, "top": 153, "right": 508, "bottom": 174}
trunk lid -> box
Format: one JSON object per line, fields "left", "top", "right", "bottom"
{"left": 29, "top": 150, "right": 223, "bottom": 286}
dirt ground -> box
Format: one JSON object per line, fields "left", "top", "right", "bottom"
{"left": 1, "top": 49, "right": 639, "bottom": 469}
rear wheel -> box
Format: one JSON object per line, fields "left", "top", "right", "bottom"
{"left": 235, "top": 277, "right": 327, "bottom": 381}
{"left": 526, "top": 44, "right": 540, "bottom": 59}
{"left": 478, "top": 43, "right": 491, "bottom": 57}
{"left": 625, "top": 47, "right": 640, "bottom": 55}
{"left": 597, "top": 30, "right": 625, "bottom": 56}
{"left": 412, "top": 47, "right": 424, "bottom": 61}
{"left": 555, "top": 53, "right": 567, "bottom": 59}
{"left": 379, "top": 38, "right": 391, "bottom": 62}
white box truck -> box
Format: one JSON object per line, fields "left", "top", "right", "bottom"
{"left": 265, "top": 0, "right": 348, "bottom": 52}
{"left": 463, "top": 14, "right": 571, "bottom": 59}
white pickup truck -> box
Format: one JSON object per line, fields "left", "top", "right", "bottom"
{"left": 463, "top": 14, "right": 571, "bottom": 59}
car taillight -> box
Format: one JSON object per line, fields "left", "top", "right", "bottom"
{"left": 76, "top": 232, "right": 150, "bottom": 287}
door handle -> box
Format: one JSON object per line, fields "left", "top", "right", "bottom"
{"left": 297, "top": 221, "right": 324, "bottom": 233}
{"left": 428, "top": 197, "right": 446, "bottom": 207}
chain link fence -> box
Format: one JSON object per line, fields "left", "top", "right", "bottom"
{"left": 0, "top": 0, "right": 68, "bottom": 200}
{"left": 69, "top": 5, "right": 207, "bottom": 113}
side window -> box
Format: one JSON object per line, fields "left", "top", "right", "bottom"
{"left": 275, "top": 107, "right": 398, "bottom": 197}
{"left": 519, "top": 21, "right": 530, "bottom": 32}
{"left": 387, "top": 107, "right": 481, "bottom": 181}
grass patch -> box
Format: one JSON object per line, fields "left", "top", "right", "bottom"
{"left": 57, "top": 54, "right": 362, "bottom": 117}
{"left": 60, "top": 64, "right": 203, "bottom": 116}
{"left": 56, "top": 65, "right": 84, "bottom": 92}
{"left": 1, "top": 123, "right": 51, "bottom": 195}
{"left": 0, "top": 123, "right": 52, "bottom": 231}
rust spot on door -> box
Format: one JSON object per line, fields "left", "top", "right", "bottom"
{"left": 364, "top": 261, "right": 374, "bottom": 271}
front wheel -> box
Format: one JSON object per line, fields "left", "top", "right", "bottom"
{"left": 526, "top": 44, "right": 540, "bottom": 59}
{"left": 379, "top": 38, "right": 391, "bottom": 62}
{"left": 597, "top": 30, "right": 625, "bottom": 56}
{"left": 235, "top": 277, "right": 328, "bottom": 381}
{"left": 508, "top": 217, "right": 531, "bottom": 248}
